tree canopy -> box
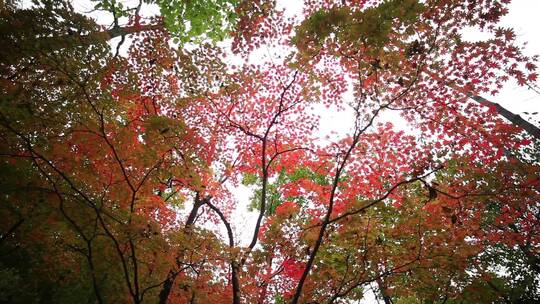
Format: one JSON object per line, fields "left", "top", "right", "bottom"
{"left": 1, "top": 0, "right": 539, "bottom": 303}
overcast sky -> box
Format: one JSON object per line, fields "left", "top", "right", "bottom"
{"left": 487, "top": 0, "right": 540, "bottom": 123}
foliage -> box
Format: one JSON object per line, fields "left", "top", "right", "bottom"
{"left": 1, "top": 0, "right": 539, "bottom": 303}
{"left": 156, "top": 0, "right": 239, "bottom": 44}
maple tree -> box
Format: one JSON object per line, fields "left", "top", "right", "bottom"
{"left": 1, "top": 0, "right": 539, "bottom": 303}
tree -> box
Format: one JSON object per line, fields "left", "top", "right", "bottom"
{"left": 1, "top": 0, "right": 277, "bottom": 60}
{"left": 1, "top": 0, "right": 539, "bottom": 303}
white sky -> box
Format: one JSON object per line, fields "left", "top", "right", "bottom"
{"left": 470, "top": 0, "right": 540, "bottom": 122}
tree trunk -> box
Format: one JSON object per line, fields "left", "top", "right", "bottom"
{"left": 43, "top": 23, "right": 164, "bottom": 49}
{"left": 158, "top": 194, "right": 207, "bottom": 304}
{"left": 427, "top": 71, "right": 540, "bottom": 141}
{"left": 465, "top": 93, "right": 540, "bottom": 141}
{"left": 376, "top": 277, "right": 393, "bottom": 304}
